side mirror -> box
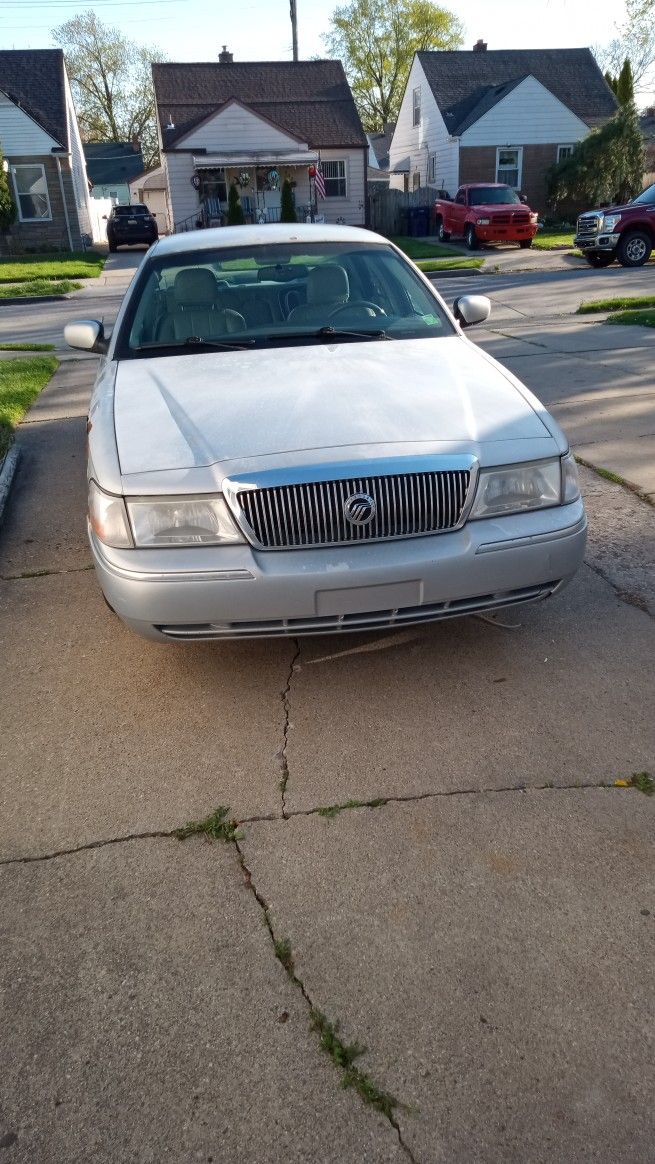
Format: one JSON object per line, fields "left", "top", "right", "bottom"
{"left": 453, "top": 295, "right": 491, "bottom": 328}
{"left": 64, "top": 319, "right": 109, "bottom": 355}
{"left": 519, "top": 193, "right": 528, "bottom": 204}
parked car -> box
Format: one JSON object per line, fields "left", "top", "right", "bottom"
{"left": 105, "top": 204, "right": 158, "bottom": 252}
{"left": 574, "top": 183, "right": 655, "bottom": 267}
{"left": 64, "top": 224, "right": 586, "bottom": 642}
{"left": 434, "top": 184, "right": 539, "bottom": 250}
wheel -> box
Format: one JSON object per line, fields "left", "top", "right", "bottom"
{"left": 464, "top": 224, "right": 478, "bottom": 251}
{"left": 519, "top": 238, "right": 533, "bottom": 249}
{"left": 437, "top": 218, "right": 450, "bottom": 243}
{"left": 108, "top": 240, "right": 117, "bottom": 253}
{"left": 585, "top": 252, "right": 614, "bottom": 268}
{"left": 616, "top": 230, "right": 652, "bottom": 268}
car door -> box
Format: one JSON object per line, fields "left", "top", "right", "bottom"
{"left": 451, "top": 188, "right": 468, "bottom": 236}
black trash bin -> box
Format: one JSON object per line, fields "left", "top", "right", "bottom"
{"left": 415, "top": 207, "right": 430, "bottom": 236}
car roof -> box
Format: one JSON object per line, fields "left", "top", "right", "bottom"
{"left": 152, "top": 223, "right": 387, "bottom": 256}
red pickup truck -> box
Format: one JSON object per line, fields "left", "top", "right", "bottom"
{"left": 574, "top": 182, "right": 655, "bottom": 267}
{"left": 433, "top": 183, "right": 539, "bottom": 250}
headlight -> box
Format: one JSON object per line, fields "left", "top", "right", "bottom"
{"left": 476, "top": 217, "right": 490, "bottom": 225}
{"left": 126, "top": 495, "right": 244, "bottom": 547}
{"left": 602, "top": 214, "right": 621, "bottom": 232}
{"left": 88, "top": 480, "right": 132, "bottom": 547}
{"left": 469, "top": 459, "right": 562, "bottom": 519}
{"left": 530, "top": 213, "right": 539, "bottom": 223}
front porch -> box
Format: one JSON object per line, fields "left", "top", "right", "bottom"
{"left": 179, "top": 151, "right": 320, "bottom": 231}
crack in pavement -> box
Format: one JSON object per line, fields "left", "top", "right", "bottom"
{"left": 278, "top": 640, "right": 301, "bottom": 819}
{"left": 0, "top": 780, "right": 633, "bottom": 869}
{"left": 233, "top": 835, "right": 419, "bottom": 1163}
{"left": 0, "top": 564, "right": 94, "bottom": 581}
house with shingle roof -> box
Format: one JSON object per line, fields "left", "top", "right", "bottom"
{"left": 389, "top": 44, "right": 618, "bottom": 212}
{"left": 83, "top": 141, "right": 144, "bottom": 204}
{"left": 151, "top": 51, "right": 368, "bottom": 230}
{"left": 0, "top": 49, "right": 93, "bottom": 251}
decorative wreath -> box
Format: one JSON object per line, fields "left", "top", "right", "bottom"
{"left": 238, "top": 171, "right": 251, "bottom": 188}
{"left": 267, "top": 169, "right": 280, "bottom": 190}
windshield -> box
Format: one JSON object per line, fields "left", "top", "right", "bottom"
{"left": 632, "top": 183, "right": 655, "bottom": 206}
{"left": 118, "top": 240, "right": 454, "bottom": 357}
{"left": 114, "top": 205, "right": 149, "bottom": 215}
{"left": 468, "top": 187, "right": 522, "bottom": 206}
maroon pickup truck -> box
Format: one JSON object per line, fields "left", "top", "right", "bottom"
{"left": 433, "top": 183, "right": 539, "bottom": 250}
{"left": 574, "top": 183, "right": 655, "bottom": 267}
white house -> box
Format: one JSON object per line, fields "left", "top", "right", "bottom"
{"left": 128, "top": 164, "right": 171, "bottom": 234}
{"left": 389, "top": 45, "right": 618, "bottom": 211}
{"left": 151, "top": 52, "right": 368, "bottom": 231}
{"left": 0, "top": 49, "right": 93, "bottom": 251}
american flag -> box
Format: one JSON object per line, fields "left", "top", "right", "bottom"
{"left": 314, "top": 163, "right": 326, "bottom": 200}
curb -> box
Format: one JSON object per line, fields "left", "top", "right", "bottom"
{"left": 0, "top": 444, "right": 20, "bottom": 526}
{"left": 426, "top": 268, "right": 482, "bottom": 279}
{"left": 0, "top": 294, "right": 70, "bottom": 306}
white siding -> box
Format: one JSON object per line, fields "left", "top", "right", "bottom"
{"left": 0, "top": 90, "right": 59, "bottom": 154}
{"left": 388, "top": 57, "right": 458, "bottom": 195}
{"left": 63, "top": 66, "right": 93, "bottom": 239}
{"left": 164, "top": 150, "right": 197, "bottom": 228}
{"left": 461, "top": 76, "right": 589, "bottom": 147}
{"left": 175, "top": 102, "right": 307, "bottom": 151}
{"left": 318, "top": 148, "right": 365, "bottom": 225}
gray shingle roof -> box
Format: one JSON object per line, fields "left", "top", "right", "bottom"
{"left": 152, "top": 60, "right": 367, "bottom": 149}
{"left": 368, "top": 124, "right": 395, "bottom": 169}
{"left": 417, "top": 49, "right": 618, "bottom": 135}
{"left": 0, "top": 49, "right": 68, "bottom": 148}
{"left": 83, "top": 142, "right": 144, "bottom": 186}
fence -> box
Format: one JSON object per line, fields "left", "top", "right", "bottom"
{"left": 87, "top": 197, "right": 114, "bottom": 245}
{"left": 368, "top": 186, "right": 438, "bottom": 236}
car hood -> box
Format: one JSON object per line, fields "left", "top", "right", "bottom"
{"left": 113, "top": 337, "right": 557, "bottom": 486}
{"left": 473, "top": 203, "right": 530, "bottom": 215}
{"left": 584, "top": 201, "right": 633, "bottom": 216}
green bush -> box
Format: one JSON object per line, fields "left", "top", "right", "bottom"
{"left": 227, "top": 182, "right": 245, "bottom": 226}
{"left": 280, "top": 178, "right": 297, "bottom": 223}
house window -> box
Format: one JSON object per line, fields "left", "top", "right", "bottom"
{"left": 413, "top": 87, "right": 421, "bottom": 127}
{"left": 557, "top": 144, "right": 575, "bottom": 162}
{"left": 429, "top": 153, "right": 437, "bottom": 182}
{"left": 412, "top": 170, "right": 420, "bottom": 191}
{"left": 496, "top": 147, "right": 522, "bottom": 189}
{"left": 12, "top": 164, "right": 52, "bottom": 221}
{"left": 322, "top": 160, "right": 347, "bottom": 198}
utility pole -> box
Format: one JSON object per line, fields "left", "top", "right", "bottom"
{"left": 290, "top": 0, "right": 298, "bottom": 61}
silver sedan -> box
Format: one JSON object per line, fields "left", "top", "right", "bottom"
{"left": 65, "top": 224, "right": 586, "bottom": 640}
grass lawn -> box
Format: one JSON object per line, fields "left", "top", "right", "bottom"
{"left": 0, "top": 251, "right": 105, "bottom": 284}
{"left": 606, "top": 309, "right": 655, "bottom": 328}
{"left": 0, "top": 356, "right": 59, "bottom": 458}
{"left": 578, "top": 295, "right": 655, "bottom": 314}
{"left": 532, "top": 229, "right": 577, "bottom": 250}
{"left": 390, "top": 236, "right": 457, "bottom": 260}
{"left": 0, "top": 342, "right": 56, "bottom": 351}
{"left": 416, "top": 257, "right": 484, "bottom": 271}
{"left": 0, "top": 279, "right": 81, "bottom": 299}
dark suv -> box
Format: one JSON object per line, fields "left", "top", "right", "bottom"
{"left": 106, "top": 204, "right": 158, "bottom": 252}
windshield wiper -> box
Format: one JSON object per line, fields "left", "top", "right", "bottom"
{"left": 135, "top": 336, "right": 255, "bottom": 352}
{"left": 317, "top": 325, "right": 390, "bottom": 340}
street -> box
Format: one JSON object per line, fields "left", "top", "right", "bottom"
{"left": 1, "top": 259, "right": 654, "bottom": 1163}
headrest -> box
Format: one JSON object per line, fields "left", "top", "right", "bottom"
{"left": 174, "top": 268, "right": 217, "bottom": 306}
{"left": 307, "top": 264, "right": 349, "bottom": 304}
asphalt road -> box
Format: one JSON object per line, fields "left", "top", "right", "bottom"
{"left": 1, "top": 259, "right": 654, "bottom": 1162}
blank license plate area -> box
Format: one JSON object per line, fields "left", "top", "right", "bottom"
{"left": 316, "top": 580, "right": 421, "bottom": 616}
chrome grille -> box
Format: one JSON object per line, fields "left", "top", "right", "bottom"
{"left": 577, "top": 214, "right": 600, "bottom": 238}
{"left": 237, "top": 470, "right": 471, "bottom": 549}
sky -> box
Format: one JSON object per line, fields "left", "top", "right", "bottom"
{"left": 1, "top": 0, "right": 652, "bottom": 102}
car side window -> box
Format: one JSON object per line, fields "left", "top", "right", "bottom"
{"left": 455, "top": 189, "right": 466, "bottom": 205}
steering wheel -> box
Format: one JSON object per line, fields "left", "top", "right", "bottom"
{"left": 328, "top": 300, "right": 386, "bottom": 320}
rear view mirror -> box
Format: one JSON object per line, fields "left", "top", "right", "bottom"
{"left": 453, "top": 295, "right": 491, "bottom": 328}
{"left": 64, "top": 319, "right": 109, "bottom": 355}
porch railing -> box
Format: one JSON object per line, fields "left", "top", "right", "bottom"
{"left": 174, "top": 202, "right": 321, "bottom": 234}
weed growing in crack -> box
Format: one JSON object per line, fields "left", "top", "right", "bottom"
{"left": 317, "top": 797, "right": 388, "bottom": 819}
{"left": 629, "top": 771, "right": 654, "bottom": 796}
{"left": 174, "top": 806, "right": 243, "bottom": 842}
{"left": 274, "top": 938, "right": 295, "bottom": 974}
{"left": 310, "top": 1009, "right": 400, "bottom": 1119}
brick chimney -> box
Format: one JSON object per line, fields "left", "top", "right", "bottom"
{"left": 473, "top": 39, "right": 488, "bottom": 51}
{"left": 219, "top": 45, "right": 233, "bottom": 63}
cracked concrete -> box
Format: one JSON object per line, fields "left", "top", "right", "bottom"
{"left": 2, "top": 309, "right": 655, "bottom": 1161}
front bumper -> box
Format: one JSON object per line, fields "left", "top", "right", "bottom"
{"left": 475, "top": 225, "right": 537, "bottom": 243}
{"left": 89, "top": 500, "right": 587, "bottom": 641}
{"left": 574, "top": 233, "right": 620, "bottom": 252}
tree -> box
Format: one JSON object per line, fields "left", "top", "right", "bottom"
{"left": 227, "top": 182, "right": 245, "bottom": 226}
{"left": 596, "top": 0, "right": 655, "bottom": 91}
{"left": 280, "top": 178, "right": 297, "bottom": 223}
{"left": 52, "top": 11, "right": 164, "bottom": 168}
{"left": 322, "top": 0, "right": 463, "bottom": 131}
{"left": 616, "top": 58, "right": 635, "bottom": 104}
{"left": 0, "top": 144, "right": 17, "bottom": 235}
{"left": 547, "top": 102, "right": 645, "bottom": 211}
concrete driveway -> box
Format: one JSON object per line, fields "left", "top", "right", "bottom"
{"left": 1, "top": 296, "right": 655, "bottom": 1161}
